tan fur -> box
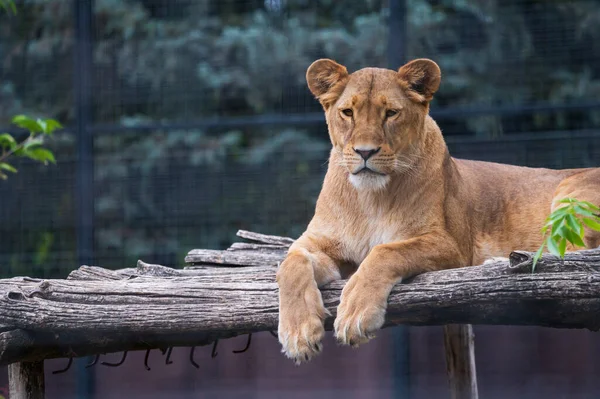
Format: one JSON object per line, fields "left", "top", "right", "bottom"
{"left": 276, "top": 58, "right": 600, "bottom": 364}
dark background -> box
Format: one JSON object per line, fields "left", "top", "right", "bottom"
{"left": 1, "top": 0, "right": 600, "bottom": 398}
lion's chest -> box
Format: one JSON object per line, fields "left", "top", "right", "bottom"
{"left": 338, "top": 214, "right": 405, "bottom": 265}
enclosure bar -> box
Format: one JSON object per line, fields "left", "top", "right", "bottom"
{"left": 74, "top": 0, "right": 94, "bottom": 271}
{"left": 387, "top": 0, "right": 407, "bottom": 67}
{"left": 444, "top": 324, "right": 479, "bottom": 399}
{"left": 8, "top": 361, "right": 45, "bottom": 399}
{"left": 74, "top": 0, "right": 96, "bottom": 397}
{"left": 3, "top": 101, "right": 600, "bottom": 137}
{"left": 84, "top": 101, "right": 600, "bottom": 133}
{"left": 387, "top": 0, "right": 411, "bottom": 396}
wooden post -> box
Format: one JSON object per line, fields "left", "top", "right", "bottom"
{"left": 8, "top": 361, "right": 45, "bottom": 399}
{"left": 444, "top": 324, "right": 478, "bottom": 399}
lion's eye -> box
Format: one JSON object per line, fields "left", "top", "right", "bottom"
{"left": 385, "top": 109, "right": 398, "bottom": 118}
{"left": 341, "top": 109, "right": 353, "bottom": 117}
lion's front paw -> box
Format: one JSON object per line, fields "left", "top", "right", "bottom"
{"left": 334, "top": 274, "right": 388, "bottom": 347}
{"left": 278, "top": 284, "right": 328, "bottom": 365}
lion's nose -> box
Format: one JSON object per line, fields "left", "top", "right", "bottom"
{"left": 353, "top": 147, "right": 381, "bottom": 161}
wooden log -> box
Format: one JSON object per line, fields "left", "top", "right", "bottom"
{"left": 8, "top": 361, "right": 45, "bottom": 399}
{"left": 1, "top": 248, "right": 600, "bottom": 366}
{"left": 67, "top": 265, "right": 136, "bottom": 280}
{"left": 228, "top": 242, "right": 289, "bottom": 251}
{"left": 444, "top": 325, "right": 478, "bottom": 399}
{"left": 235, "top": 230, "right": 294, "bottom": 247}
{"left": 68, "top": 261, "right": 275, "bottom": 281}
{"left": 184, "top": 249, "right": 285, "bottom": 266}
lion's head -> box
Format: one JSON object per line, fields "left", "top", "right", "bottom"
{"left": 306, "top": 58, "right": 441, "bottom": 191}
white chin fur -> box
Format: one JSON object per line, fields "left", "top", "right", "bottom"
{"left": 349, "top": 173, "right": 390, "bottom": 191}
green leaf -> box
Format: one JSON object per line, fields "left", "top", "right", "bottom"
{"left": 25, "top": 148, "right": 56, "bottom": 164}
{"left": 532, "top": 245, "right": 545, "bottom": 273}
{"left": 558, "top": 198, "right": 577, "bottom": 204}
{"left": 0, "top": 162, "right": 17, "bottom": 173}
{"left": 559, "top": 225, "right": 586, "bottom": 248}
{"left": 548, "top": 206, "right": 571, "bottom": 219}
{"left": 558, "top": 238, "right": 567, "bottom": 255}
{"left": 546, "top": 236, "right": 562, "bottom": 258}
{"left": 543, "top": 219, "right": 555, "bottom": 228}
{"left": 565, "top": 214, "right": 584, "bottom": 236}
{"left": 22, "top": 136, "right": 44, "bottom": 151}
{"left": 573, "top": 205, "right": 597, "bottom": 218}
{"left": 12, "top": 115, "right": 42, "bottom": 133}
{"left": 551, "top": 218, "right": 563, "bottom": 236}
{"left": 578, "top": 201, "right": 600, "bottom": 212}
{"left": 36, "top": 119, "right": 47, "bottom": 134}
{"left": 41, "top": 119, "right": 63, "bottom": 135}
{"left": 0, "top": 133, "right": 17, "bottom": 150}
{"left": 547, "top": 213, "right": 571, "bottom": 226}
{"left": 1, "top": 0, "right": 17, "bottom": 14}
{"left": 583, "top": 218, "right": 600, "bottom": 232}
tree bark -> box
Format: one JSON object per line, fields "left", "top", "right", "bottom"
{"left": 8, "top": 361, "right": 45, "bottom": 399}
{"left": 1, "top": 230, "right": 600, "bottom": 367}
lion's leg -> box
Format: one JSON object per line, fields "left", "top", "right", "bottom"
{"left": 552, "top": 169, "right": 600, "bottom": 249}
{"left": 276, "top": 236, "right": 342, "bottom": 364}
{"left": 334, "top": 233, "right": 466, "bottom": 346}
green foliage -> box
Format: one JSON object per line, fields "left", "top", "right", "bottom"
{"left": 533, "top": 198, "right": 600, "bottom": 272}
{"left": 3, "top": 0, "right": 599, "bottom": 133}
{"left": 3, "top": 0, "right": 600, "bottom": 274}
{"left": 90, "top": 126, "right": 327, "bottom": 264}
{"left": 0, "top": 0, "right": 16, "bottom": 14}
{"left": 0, "top": 115, "right": 62, "bottom": 179}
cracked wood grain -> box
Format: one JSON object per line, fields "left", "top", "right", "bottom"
{"left": 234, "top": 230, "right": 294, "bottom": 247}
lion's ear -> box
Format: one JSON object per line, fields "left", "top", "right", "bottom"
{"left": 306, "top": 59, "right": 349, "bottom": 109}
{"left": 397, "top": 59, "right": 441, "bottom": 103}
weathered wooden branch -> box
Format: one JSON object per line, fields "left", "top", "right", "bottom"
{"left": 1, "top": 230, "right": 600, "bottom": 367}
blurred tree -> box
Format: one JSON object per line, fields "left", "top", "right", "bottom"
{"left": 1, "top": 0, "right": 600, "bottom": 274}
{"left": 0, "top": 0, "right": 16, "bottom": 14}
{"left": 0, "top": 1, "right": 60, "bottom": 180}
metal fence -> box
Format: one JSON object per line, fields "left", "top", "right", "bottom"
{"left": 2, "top": 0, "right": 600, "bottom": 277}
{"left": 1, "top": 0, "right": 600, "bottom": 398}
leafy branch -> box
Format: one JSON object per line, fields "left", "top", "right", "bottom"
{"left": 0, "top": 0, "right": 16, "bottom": 14}
{"left": 0, "top": 115, "right": 62, "bottom": 180}
{"left": 532, "top": 198, "right": 600, "bottom": 271}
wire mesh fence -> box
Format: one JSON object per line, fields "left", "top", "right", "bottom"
{"left": 2, "top": 1, "right": 600, "bottom": 398}
{"left": 1, "top": 0, "right": 600, "bottom": 277}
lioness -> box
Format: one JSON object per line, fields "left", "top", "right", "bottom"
{"left": 276, "top": 58, "right": 600, "bottom": 364}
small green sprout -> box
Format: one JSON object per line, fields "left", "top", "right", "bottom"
{"left": 532, "top": 198, "right": 600, "bottom": 272}
{"left": 0, "top": 115, "right": 62, "bottom": 180}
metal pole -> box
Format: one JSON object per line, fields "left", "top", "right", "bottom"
{"left": 388, "top": 0, "right": 411, "bottom": 397}
{"left": 387, "top": 0, "right": 407, "bottom": 69}
{"left": 74, "top": 0, "right": 95, "bottom": 397}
